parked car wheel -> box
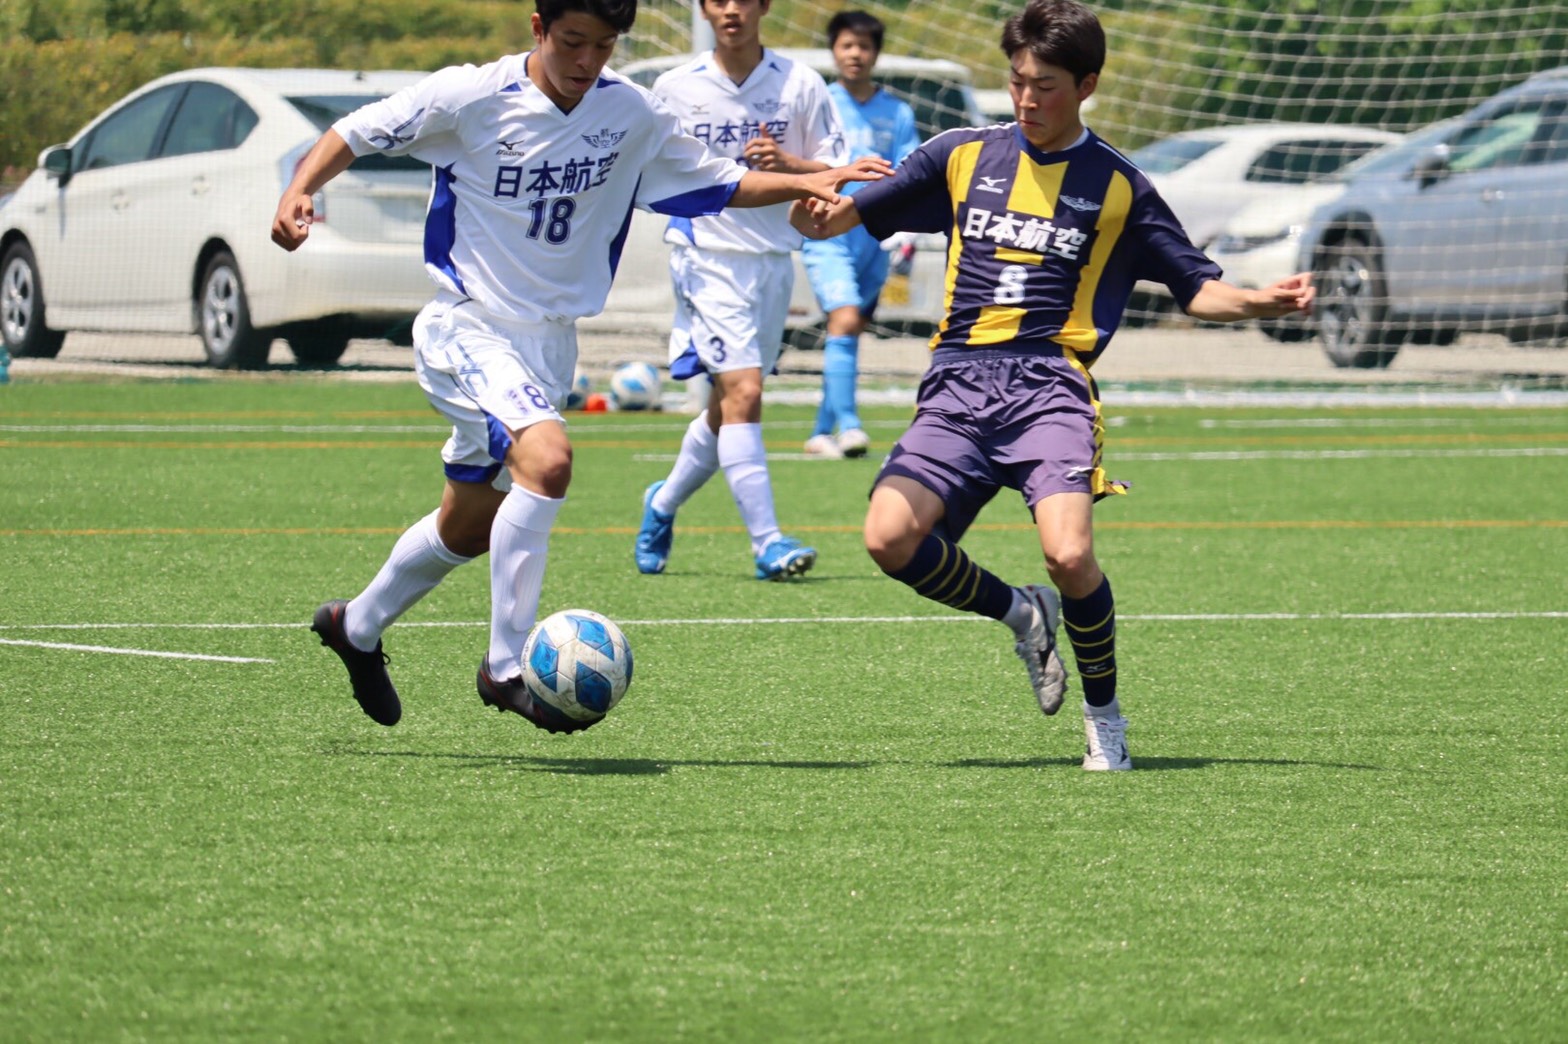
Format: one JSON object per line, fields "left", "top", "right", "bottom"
{"left": 1, "top": 242, "right": 66, "bottom": 359}
{"left": 284, "top": 319, "right": 352, "bottom": 367}
{"left": 198, "top": 251, "right": 271, "bottom": 369}
{"left": 1314, "top": 235, "right": 1402, "bottom": 369}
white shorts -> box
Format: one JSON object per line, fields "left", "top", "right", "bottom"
{"left": 413, "top": 293, "right": 577, "bottom": 489}
{"left": 667, "top": 247, "right": 793, "bottom": 381}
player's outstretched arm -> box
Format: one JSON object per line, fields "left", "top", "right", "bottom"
{"left": 1186, "top": 272, "right": 1315, "bottom": 323}
{"left": 271, "top": 130, "right": 357, "bottom": 251}
{"left": 727, "top": 156, "right": 892, "bottom": 210}
{"left": 789, "top": 195, "right": 863, "bottom": 240}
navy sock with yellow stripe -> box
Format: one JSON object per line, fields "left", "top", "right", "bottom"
{"left": 884, "top": 534, "right": 1014, "bottom": 621}
{"left": 1063, "top": 576, "right": 1117, "bottom": 707}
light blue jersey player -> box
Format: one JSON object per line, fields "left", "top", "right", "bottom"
{"left": 800, "top": 11, "right": 921, "bottom": 459}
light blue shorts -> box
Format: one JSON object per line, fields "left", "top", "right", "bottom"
{"left": 801, "top": 225, "right": 890, "bottom": 317}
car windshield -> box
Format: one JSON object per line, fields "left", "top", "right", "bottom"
{"left": 1128, "top": 136, "right": 1223, "bottom": 173}
{"left": 286, "top": 94, "right": 428, "bottom": 173}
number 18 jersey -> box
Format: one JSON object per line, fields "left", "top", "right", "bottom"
{"left": 334, "top": 53, "right": 746, "bottom": 324}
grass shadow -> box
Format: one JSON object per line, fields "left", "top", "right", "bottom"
{"left": 327, "top": 745, "right": 874, "bottom": 776}
{"left": 947, "top": 755, "right": 1384, "bottom": 771}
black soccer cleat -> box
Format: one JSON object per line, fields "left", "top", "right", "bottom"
{"left": 311, "top": 600, "right": 401, "bottom": 726}
{"left": 477, "top": 656, "right": 595, "bottom": 735}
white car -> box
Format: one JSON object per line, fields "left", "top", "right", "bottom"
{"left": 602, "top": 50, "right": 988, "bottom": 338}
{"left": 1123, "top": 123, "right": 1399, "bottom": 319}
{"left": 1208, "top": 122, "right": 1459, "bottom": 340}
{"left": 1132, "top": 123, "right": 1402, "bottom": 250}
{"left": 0, "top": 67, "right": 434, "bottom": 368}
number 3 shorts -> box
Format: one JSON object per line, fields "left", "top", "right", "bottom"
{"left": 413, "top": 292, "right": 578, "bottom": 489}
{"left": 666, "top": 246, "right": 793, "bottom": 381}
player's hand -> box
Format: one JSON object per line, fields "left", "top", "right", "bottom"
{"left": 743, "top": 124, "right": 788, "bottom": 171}
{"left": 271, "top": 193, "right": 315, "bottom": 251}
{"left": 1251, "top": 272, "right": 1315, "bottom": 318}
{"left": 833, "top": 155, "right": 893, "bottom": 190}
{"left": 789, "top": 199, "right": 827, "bottom": 238}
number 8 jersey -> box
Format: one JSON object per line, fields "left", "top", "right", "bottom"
{"left": 334, "top": 53, "right": 746, "bottom": 325}
{"left": 851, "top": 124, "right": 1222, "bottom": 368}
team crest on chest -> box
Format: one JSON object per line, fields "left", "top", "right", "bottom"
{"left": 1059, "top": 195, "right": 1102, "bottom": 212}
{"left": 581, "top": 128, "right": 627, "bottom": 149}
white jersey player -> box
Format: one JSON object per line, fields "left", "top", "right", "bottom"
{"left": 634, "top": 0, "right": 847, "bottom": 584}
{"left": 272, "top": 0, "right": 888, "bottom": 733}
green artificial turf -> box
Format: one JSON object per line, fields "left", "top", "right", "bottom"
{"left": 2, "top": 379, "right": 1564, "bottom": 1041}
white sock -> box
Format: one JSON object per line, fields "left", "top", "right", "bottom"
{"left": 651, "top": 410, "right": 719, "bottom": 515}
{"left": 1085, "top": 697, "right": 1123, "bottom": 720}
{"left": 487, "top": 486, "right": 563, "bottom": 679}
{"left": 718, "top": 422, "right": 781, "bottom": 553}
{"left": 345, "top": 510, "right": 471, "bottom": 650}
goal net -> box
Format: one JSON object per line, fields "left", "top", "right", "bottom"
{"left": 620, "top": 0, "right": 1568, "bottom": 359}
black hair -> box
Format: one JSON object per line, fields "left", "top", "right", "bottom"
{"left": 537, "top": 0, "right": 637, "bottom": 34}
{"left": 999, "top": 0, "right": 1105, "bottom": 84}
{"left": 827, "top": 10, "right": 885, "bottom": 52}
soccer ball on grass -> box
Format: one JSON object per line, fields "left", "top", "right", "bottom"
{"left": 565, "top": 366, "right": 592, "bottom": 410}
{"left": 521, "top": 609, "right": 634, "bottom": 731}
{"left": 609, "top": 361, "right": 662, "bottom": 411}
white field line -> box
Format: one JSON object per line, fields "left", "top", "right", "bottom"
{"left": 1199, "top": 416, "right": 1568, "bottom": 430}
{"left": 1, "top": 611, "right": 1564, "bottom": 634}
{"left": 0, "top": 636, "right": 273, "bottom": 663}
{"left": 636, "top": 445, "right": 1568, "bottom": 464}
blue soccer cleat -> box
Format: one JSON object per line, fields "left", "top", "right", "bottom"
{"left": 634, "top": 480, "right": 674, "bottom": 575}
{"left": 754, "top": 535, "right": 817, "bottom": 581}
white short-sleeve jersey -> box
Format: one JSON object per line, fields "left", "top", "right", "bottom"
{"left": 653, "top": 49, "right": 847, "bottom": 255}
{"left": 333, "top": 54, "right": 746, "bottom": 324}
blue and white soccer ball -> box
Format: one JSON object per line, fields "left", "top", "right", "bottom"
{"left": 565, "top": 366, "right": 592, "bottom": 410}
{"left": 609, "top": 361, "right": 662, "bottom": 411}
{"left": 521, "top": 609, "right": 634, "bottom": 731}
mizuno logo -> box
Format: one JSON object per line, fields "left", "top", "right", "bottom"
{"left": 499, "top": 138, "right": 526, "bottom": 150}
{"left": 1060, "top": 195, "right": 1101, "bottom": 212}
{"left": 975, "top": 176, "right": 1008, "bottom": 194}
{"left": 582, "top": 128, "right": 627, "bottom": 149}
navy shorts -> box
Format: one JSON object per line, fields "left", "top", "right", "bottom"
{"left": 874, "top": 349, "right": 1120, "bottom": 542}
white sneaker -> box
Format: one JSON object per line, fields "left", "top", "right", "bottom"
{"left": 803, "top": 434, "right": 844, "bottom": 459}
{"left": 836, "top": 427, "right": 871, "bottom": 458}
{"left": 1083, "top": 713, "right": 1132, "bottom": 771}
{"left": 1013, "top": 584, "right": 1068, "bottom": 715}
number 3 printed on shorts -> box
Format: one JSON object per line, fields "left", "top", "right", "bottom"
{"left": 708, "top": 335, "right": 727, "bottom": 364}
{"left": 994, "top": 264, "right": 1029, "bottom": 306}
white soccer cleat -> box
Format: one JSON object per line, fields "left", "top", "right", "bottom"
{"left": 835, "top": 427, "right": 870, "bottom": 458}
{"left": 1083, "top": 713, "right": 1132, "bottom": 771}
{"left": 803, "top": 433, "right": 844, "bottom": 459}
{"left": 1013, "top": 583, "right": 1068, "bottom": 715}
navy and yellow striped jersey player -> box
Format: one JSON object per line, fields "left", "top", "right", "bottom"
{"left": 792, "top": 0, "right": 1313, "bottom": 770}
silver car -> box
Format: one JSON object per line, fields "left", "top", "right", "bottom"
{"left": 1303, "top": 67, "right": 1568, "bottom": 368}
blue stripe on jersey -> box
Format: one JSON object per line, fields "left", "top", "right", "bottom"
{"left": 608, "top": 183, "right": 639, "bottom": 278}
{"left": 424, "top": 164, "right": 466, "bottom": 296}
{"left": 648, "top": 181, "right": 740, "bottom": 218}
{"left": 501, "top": 82, "right": 523, "bottom": 93}
{"left": 666, "top": 215, "right": 694, "bottom": 244}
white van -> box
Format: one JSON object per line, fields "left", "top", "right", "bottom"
{"left": 598, "top": 50, "right": 988, "bottom": 338}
